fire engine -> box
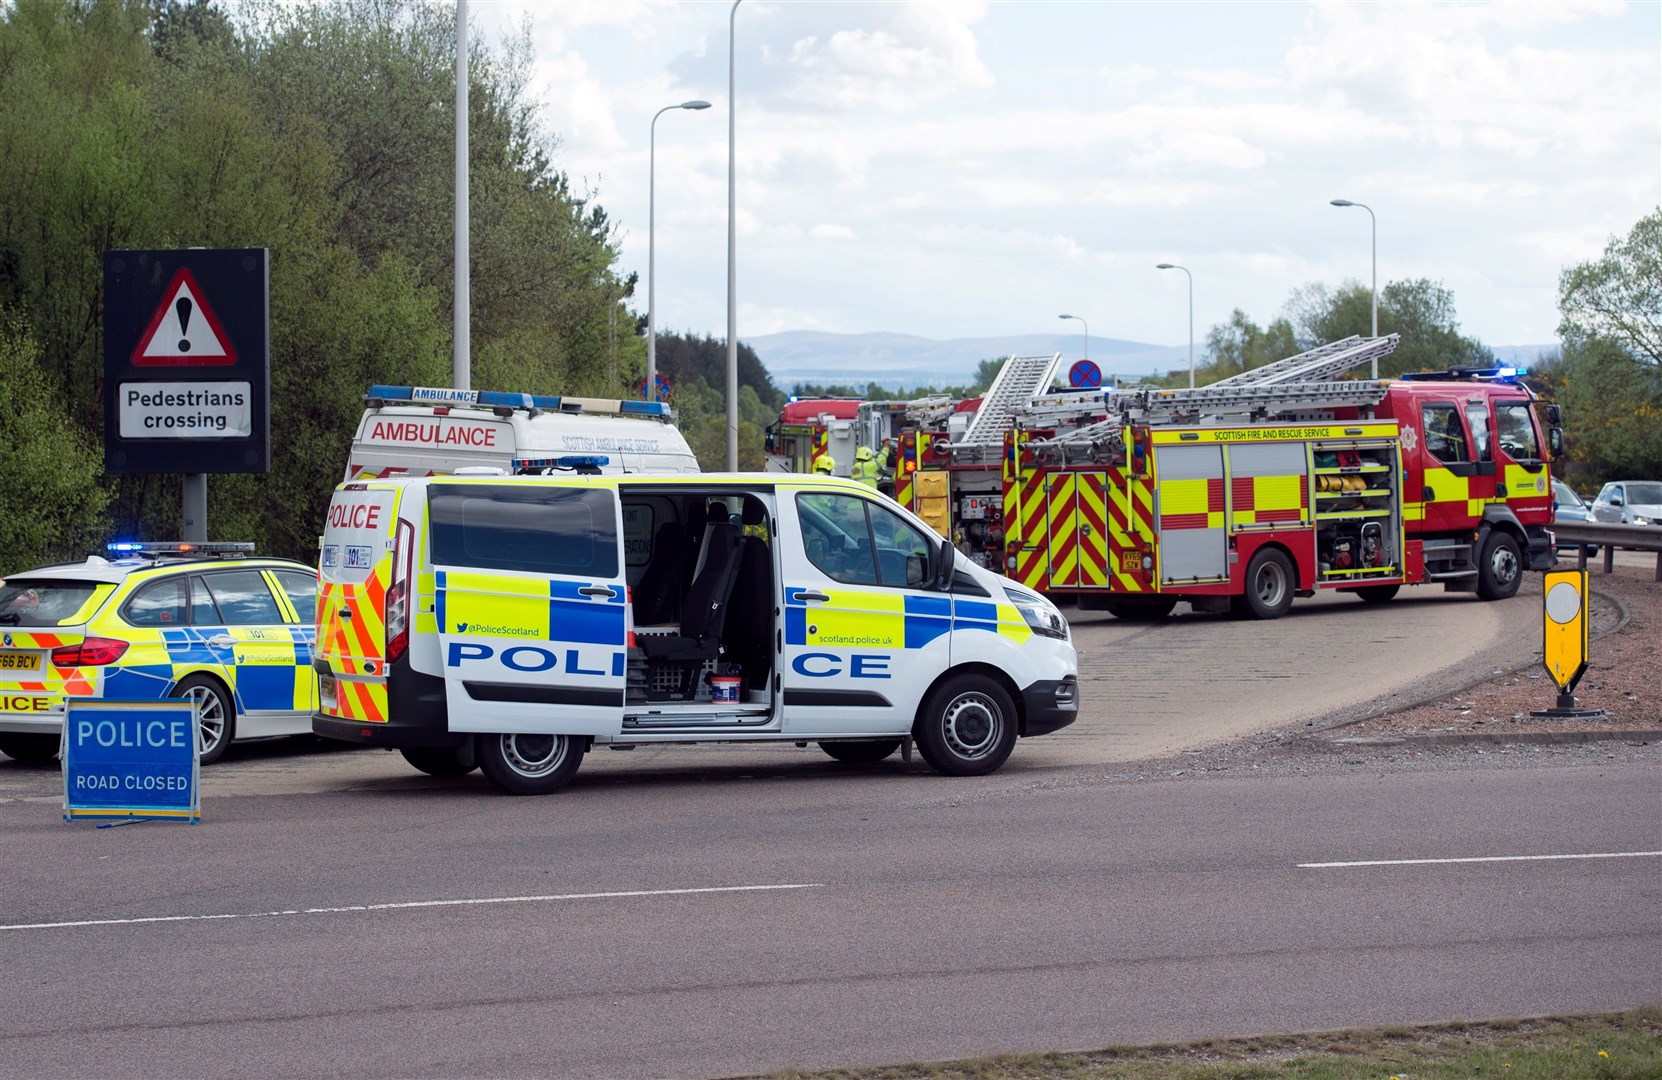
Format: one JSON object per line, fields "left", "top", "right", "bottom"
{"left": 764, "top": 398, "right": 862, "bottom": 475}
{"left": 1000, "top": 336, "right": 1564, "bottom": 619}
{"left": 893, "top": 355, "right": 1061, "bottom": 566}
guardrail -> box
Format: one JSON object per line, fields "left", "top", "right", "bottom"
{"left": 1549, "top": 520, "right": 1662, "bottom": 581}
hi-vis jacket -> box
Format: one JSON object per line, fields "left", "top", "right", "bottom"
{"left": 312, "top": 472, "right": 1078, "bottom": 794}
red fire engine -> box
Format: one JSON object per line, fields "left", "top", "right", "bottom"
{"left": 1001, "top": 336, "right": 1563, "bottom": 618}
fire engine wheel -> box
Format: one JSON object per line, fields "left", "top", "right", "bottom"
{"left": 1242, "top": 548, "right": 1295, "bottom": 620}
{"left": 1103, "top": 596, "right": 1178, "bottom": 621}
{"left": 477, "top": 733, "right": 585, "bottom": 795}
{"left": 399, "top": 746, "right": 479, "bottom": 776}
{"left": 0, "top": 733, "right": 60, "bottom": 762}
{"left": 172, "top": 674, "right": 235, "bottom": 765}
{"left": 818, "top": 739, "right": 902, "bottom": 764}
{"left": 914, "top": 675, "right": 1017, "bottom": 777}
{"left": 1477, "top": 531, "right": 1524, "bottom": 601}
{"left": 1354, "top": 584, "right": 1401, "bottom": 604}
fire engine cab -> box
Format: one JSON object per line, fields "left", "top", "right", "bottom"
{"left": 1000, "top": 336, "right": 1563, "bottom": 618}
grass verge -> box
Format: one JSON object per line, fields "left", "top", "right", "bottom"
{"left": 763, "top": 1007, "right": 1662, "bottom": 1079}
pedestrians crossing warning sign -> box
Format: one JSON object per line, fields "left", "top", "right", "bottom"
{"left": 132, "top": 267, "right": 237, "bottom": 367}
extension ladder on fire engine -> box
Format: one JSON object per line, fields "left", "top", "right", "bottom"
{"left": 1117, "top": 379, "right": 1393, "bottom": 423}
{"left": 1206, "top": 335, "right": 1400, "bottom": 388}
{"left": 956, "top": 354, "right": 1064, "bottom": 448}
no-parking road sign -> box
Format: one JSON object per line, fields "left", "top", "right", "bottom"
{"left": 1069, "top": 359, "right": 1102, "bottom": 389}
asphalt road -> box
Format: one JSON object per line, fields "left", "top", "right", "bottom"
{"left": 2, "top": 759, "right": 1658, "bottom": 1079}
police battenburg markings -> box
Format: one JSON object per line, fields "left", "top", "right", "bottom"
{"left": 62, "top": 700, "right": 201, "bottom": 824}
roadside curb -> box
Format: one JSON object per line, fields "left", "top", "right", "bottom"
{"left": 1311, "top": 584, "right": 1631, "bottom": 736}
{"left": 1314, "top": 729, "right": 1662, "bottom": 749}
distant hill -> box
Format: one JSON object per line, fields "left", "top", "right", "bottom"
{"left": 747, "top": 330, "right": 1189, "bottom": 391}
{"left": 746, "top": 330, "right": 1562, "bottom": 391}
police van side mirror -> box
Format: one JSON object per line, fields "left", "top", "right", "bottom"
{"left": 934, "top": 537, "right": 956, "bottom": 591}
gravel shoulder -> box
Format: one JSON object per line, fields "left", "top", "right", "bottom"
{"left": 1125, "top": 555, "right": 1662, "bottom": 781}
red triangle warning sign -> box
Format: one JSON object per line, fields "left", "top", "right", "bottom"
{"left": 131, "top": 267, "right": 238, "bottom": 367}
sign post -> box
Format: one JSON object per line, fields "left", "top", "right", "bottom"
{"left": 1531, "top": 568, "right": 1605, "bottom": 718}
{"left": 62, "top": 700, "right": 201, "bottom": 824}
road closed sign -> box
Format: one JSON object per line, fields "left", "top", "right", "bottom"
{"left": 62, "top": 700, "right": 201, "bottom": 823}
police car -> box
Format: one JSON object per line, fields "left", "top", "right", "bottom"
{"left": 0, "top": 543, "right": 318, "bottom": 764}
{"left": 312, "top": 461, "right": 1078, "bottom": 795}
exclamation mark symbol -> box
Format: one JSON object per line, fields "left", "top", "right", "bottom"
{"left": 176, "top": 297, "right": 193, "bottom": 353}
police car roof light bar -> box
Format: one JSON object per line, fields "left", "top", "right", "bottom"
{"left": 365, "top": 385, "right": 672, "bottom": 420}
{"left": 105, "top": 541, "right": 256, "bottom": 557}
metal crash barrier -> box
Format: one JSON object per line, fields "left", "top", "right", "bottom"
{"left": 1548, "top": 521, "right": 1662, "bottom": 582}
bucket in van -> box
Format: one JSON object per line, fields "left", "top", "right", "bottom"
{"left": 708, "top": 676, "right": 741, "bottom": 705}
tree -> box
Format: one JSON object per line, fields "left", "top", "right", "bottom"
{"left": 1558, "top": 208, "right": 1662, "bottom": 368}
{"left": 1201, "top": 309, "right": 1298, "bottom": 382}
{"left": 1546, "top": 336, "right": 1662, "bottom": 485}
{"left": 1286, "top": 278, "right": 1491, "bottom": 377}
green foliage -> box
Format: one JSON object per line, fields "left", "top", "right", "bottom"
{"left": 1201, "top": 309, "right": 1299, "bottom": 383}
{"left": 1286, "top": 278, "right": 1493, "bottom": 377}
{"left": 1540, "top": 336, "right": 1662, "bottom": 488}
{"left": 1559, "top": 207, "right": 1662, "bottom": 368}
{"left": 650, "top": 331, "right": 783, "bottom": 470}
{"left": 0, "top": 314, "right": 110, "bottom": 574}
{"left": 0, "top": 0, "right": 640, "bottom": 563}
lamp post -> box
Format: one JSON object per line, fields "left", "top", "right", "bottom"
{"left": 648, "top": 100, "right": 711, "bottom": 402}
{"left": 1155, "top": 263, "right": 1193, "bottom": 389}
{"left": 725, "top": 0, "right": 743, "bottom": 470}
{"left": 454, "top": 0, "right": 469, "bottom": 391}
{"left": 1057, "top": 313, "right": 1088, "bottom": 365}
{"left": 1330, "top": 198, "right": 1378, "bottom": 377}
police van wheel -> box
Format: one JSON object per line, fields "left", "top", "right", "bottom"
{"left": 1242, "top": 548, "right": 1295, "bottom": 620}
{"left": 0, "top": 733, "right": 59, "bottom": 762}
{"left": 914, "top": 676, "right": 1017, "bottom": 777}
{"left": 1477, "top": 532, "right": 1523, "bottom": 601}
{"left": 399, "top": 746, "right": 479, "bottom": 776}
{"left": 172, "top": 674, "right": 235, "bottom": 765}
{"left": 818, "top": 739, "right": 902, "bottom": 764}
{"left": 478, "top": 733, "right": 584, "bottom": 795}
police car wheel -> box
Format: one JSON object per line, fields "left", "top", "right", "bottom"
{"left": 1242, "top": 548, "right": 1295, "bottom": 620}
{"left": 478, "top": 733, "right": 584, "bottom": 795}
{"left": 172, "top": 674, "right": 235, "bottom": 765}
{"left": 0, "top": 733, "right": 60, "bottom": 762}
{"left": 818, "top": 739, "right": 902, "bottom": 764}
{"left": 1477, "top": 531, "right": 1523, "bottom": 601}
{"left": 914, "top": 676, "right": 1017, "bottom": 777}
{"left": 399, "top": 746, "right": 479, "bottom": 776}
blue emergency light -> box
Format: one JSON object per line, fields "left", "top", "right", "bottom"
{"left": 365, "top": 385, "right": 671, "bottom": 418}
{"left": 1401, "top": 366, "right": 1527, "bottom": 383}
{"left": 511, "top": 455, "right": 611, "bottom": 475}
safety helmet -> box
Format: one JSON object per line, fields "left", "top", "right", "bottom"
{"left": 855, "top": 446, "right": 874, "bottom": 461}
{"left": 812, "top": 455, "right": 836, "bottom": 474}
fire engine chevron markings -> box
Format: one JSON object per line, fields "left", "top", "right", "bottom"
{"left": 1299, "top": 851, "right": 1661, "bottom": 869}
{"left": 0, "top": 883, "right": 825, "bottom": 932}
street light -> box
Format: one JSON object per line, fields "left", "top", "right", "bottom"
{"left": 648, "top": 99, "right": 711, "bottom": 403}
{"left": 725, "top": 0, "right": 743, "bottom": 470}
{"left": 1330, "top": 198, "right": 1379, "bottom": 377}
{"left": 1057, "top": 313, "right": 1088, "bottom": 366}
{"left": 1155, "top": 263, "right": 1194, "bottom": 389}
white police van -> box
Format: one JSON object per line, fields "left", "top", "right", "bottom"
{"left": 311, "top": 463, "right": 1078, "bottom": 794}
{"left": 345, "top": 385, "right": 700, "bottom": 481}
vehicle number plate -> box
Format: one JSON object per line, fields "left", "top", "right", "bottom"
{"left": 0, "top": 652, "right": 39, "bottom": 672}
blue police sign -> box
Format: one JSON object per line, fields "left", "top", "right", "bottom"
{"left": 62, "top": 700, "right": 201, "bottom": 823}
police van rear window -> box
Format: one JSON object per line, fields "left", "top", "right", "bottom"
{"left": 430, "top": 485, "right": 618, "bottom": 578}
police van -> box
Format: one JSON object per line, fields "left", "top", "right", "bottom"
{"left": 345, "top": 385, "right": 700, "bottom": 481}
{"left": 311, "top": 464, "right": 1078, "bottom": 794}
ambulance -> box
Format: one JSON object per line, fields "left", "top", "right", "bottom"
{"left": 311, "top": 464, "right": 1078, "bottom": 794}
{"left": 345, "top": 385, "right": 700, "bottom": 480}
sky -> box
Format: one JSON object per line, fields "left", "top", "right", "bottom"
{"left": 472, "top": 0, "right": 1662, "bottom": 351}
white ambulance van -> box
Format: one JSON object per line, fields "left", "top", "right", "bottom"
{"left": 311, "top": 468, "right": 1078, "bottom": 794}
{"left": 344, "top": 385, "right": 700, "bottom": 480}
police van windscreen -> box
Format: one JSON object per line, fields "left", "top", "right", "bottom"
{"left": 429, "top": 485, "right": 619, "bottom": 579}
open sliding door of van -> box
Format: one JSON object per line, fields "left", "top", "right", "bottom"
{"left": 428, "top": 482, "right": 629, "bottom": 737}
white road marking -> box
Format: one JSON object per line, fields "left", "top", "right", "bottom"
{"left": 0, "top": 883, "right": 824, "bottom": 932}
{"left": 1300, "top": 851, "right": 1662, "bottom": 869}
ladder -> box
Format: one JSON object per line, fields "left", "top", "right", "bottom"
{"left": 1207, "top": 334, "right": 1400, "bottom": 387}
{"left": 956, "top": 354, "right": 1064, "bottom": 448}
{"left": 904, "top": 395, "right": 955, "bottom": 426}
{"left": 1017, "top": 389, "right": 1111, "bottom": 428}
{"left": 1117, "top": 379, "right": 1391, "bottom": 422}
